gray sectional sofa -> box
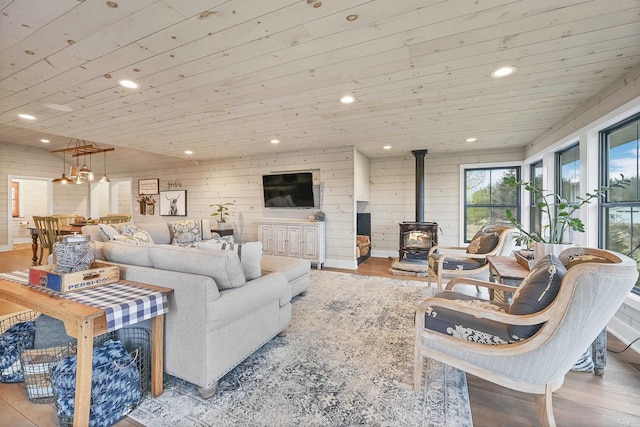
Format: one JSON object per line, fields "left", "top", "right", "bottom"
{"left": 81, "top": 220, "right": 310, "bottom": 397}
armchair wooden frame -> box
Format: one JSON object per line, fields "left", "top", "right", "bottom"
{"left": 427, "top": 227, "right": 519, "bottom": 292}
{"left": 414, "top": 248, "right": 638, "bottom": 427}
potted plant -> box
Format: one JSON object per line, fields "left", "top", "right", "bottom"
{"left": 210, "top": 202, "right": 234, "bottom": 229}
{"left": 505, "top": 174, "right": 629, "bottom": 257}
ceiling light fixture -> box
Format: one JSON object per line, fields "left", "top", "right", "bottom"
{"left": 52, "top": 150, "right": 69, "bottom": 185}
{"left": 491, "top": 66, "right": 516, "bottom": 78}
{"left": 184, "top": 150, "right": 193, "bottom": 155}
{"left": 466, "top": 137, "right": 477, "bottom": 142}
{"left": 383, "top": 145, "right": 392, "bottom": 150}
{"left": 118, "top": 79, "right": 139, "bottom": 89}
{"left": 50, "top": 138, "right": 113, "bottom": 184}
{"left": 40, "top": 139, "right": 50, "bottom": 143}
{"left": 340, "top": 95, "right": 355, "bottom": 104}
{"left": 270, "top": 139, "right": 280, "bottom": 144}
{"left": 18, "top": 113, "right": 36, "bottom": 120}
{"left": 44, "top": 103, "right": 74, "bottom": 112}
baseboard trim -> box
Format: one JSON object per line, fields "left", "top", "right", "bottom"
{"left": 0, "top": 245, "right": 12, "bottom": 252}
{"left": 607, "top": 316, "right": 640, "bottom": 354}
{"left": 371, "top": 250, "right": 397, "bottom": 259}
{"left": 323, "top": 258, "right": 357, "bottom": 270}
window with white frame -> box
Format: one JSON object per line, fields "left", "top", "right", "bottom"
{"left": 463, "top": 166, "right": 520, "bottom": 242}
{"left": 600, "top": 112, "right": 640, "bottom": 295}
{"left": 556, "top": 143, "right": 580, "bottom": 243}
{"left": 530, "top": 161, "right": 543, "bottom": 238}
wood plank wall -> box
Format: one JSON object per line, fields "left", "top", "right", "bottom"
{"left": 368, "top": 148, "right": 523, "bottom": 256}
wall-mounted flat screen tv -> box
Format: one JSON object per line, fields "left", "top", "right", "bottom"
{"left": 263, "top": 172, "right": 315, "bottom": 208}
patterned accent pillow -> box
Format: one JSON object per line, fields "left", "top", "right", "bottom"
{"left": 466, "top": 232, "right": 498, "bottom": 254}
{"left": 508, "top": 254, "right": 566, "bottom": 340}
{"left": 168, "top": 220, "right": 203, "bottom": 246}
{"left": 112, "top": 231, "right": 154, "bottom": 246}
{"left": 97, "top": 224, "right": 120, "bottom": 241}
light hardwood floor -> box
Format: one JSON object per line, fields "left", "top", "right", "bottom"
{"left": 1, "top": 248, "right": 639, "bottom": 426}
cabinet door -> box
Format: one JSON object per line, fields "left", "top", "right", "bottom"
{"left": 286, "top": 225, "right": 303, "bottom": 258}
{"left": 258, "top": 224, "right": 273, "bottom": 254}
{"left": 273, "top": 224, "right": 289, "bottom": 256}
{"left": 301, "top": 225, "right": 319, "bottom": 260}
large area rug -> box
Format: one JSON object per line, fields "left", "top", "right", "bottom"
{"left": 129, "top": 270, "right": 473, "bottom": 426}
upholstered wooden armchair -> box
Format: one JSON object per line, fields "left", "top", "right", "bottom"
{"left": 414, "top": 248, "right": 638, "bottom": 427}
{"left": 427, "top": 225, "right": 519, "bottom": 292}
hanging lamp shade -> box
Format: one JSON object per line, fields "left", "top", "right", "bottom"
{"left": 100, "top": 149, "right": 111, "bottom": 183}
{"left": 52, "top": 151, "right": 69, "bottom": 184}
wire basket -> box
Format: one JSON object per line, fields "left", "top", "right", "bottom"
{"left": 52, "top": 327, "right": 150, "bottom": 427}
{"left": 0, "top": 310, "right": 39, "bottom": 383}
{"left": 20, "top": 344, "right": 76, "bottom": 403}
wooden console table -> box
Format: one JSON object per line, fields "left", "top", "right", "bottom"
{"left": 0, "top": 276, "right": 173, "bottom": 426}
{"left": 487, "top": 255, "right": 607, "bottom": 375}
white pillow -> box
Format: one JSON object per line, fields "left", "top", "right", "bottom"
{"left": 198, "top": 240, "right": 262, "bottom": 280}
{"left": 98, "top": 223, "right": 120, "bottom": 241}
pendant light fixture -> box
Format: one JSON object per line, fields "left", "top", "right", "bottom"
{"left": 51, "top": 138, "right": 114, "bottom": 185}
{"left": 52, "top": 150, "right": 70, "bottom": 184}
{"left": 100, "top": 149, "right": 111, "bottom": 183}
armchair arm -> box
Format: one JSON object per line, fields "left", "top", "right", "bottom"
{"left": 428, "top": 244, "right": 467, "bottom": 257}
{"left": 446, "top": 277, "right": 518, "bottom": 293}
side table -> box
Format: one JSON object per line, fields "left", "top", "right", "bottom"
{"left": 0, "top": 275, "right": 173, "bottom": 426}
{"left": 211, "top": 228, "right": 234, "bottom": 237}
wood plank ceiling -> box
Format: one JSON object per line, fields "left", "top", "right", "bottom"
{"left": 1, "top": 0, "right": 639, "bottom": 172}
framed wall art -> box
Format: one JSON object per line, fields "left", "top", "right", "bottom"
{"left": 138, "top": 178, "right": 159, "bottom": 195}
{"left": 160, "top": 190, "right": 187, "bottom": 216}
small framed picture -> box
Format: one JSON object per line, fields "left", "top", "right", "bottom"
{"left": 138, "top": 179, "right": 159, "bottom": 195}
{"left": 160, "top": 190, "right": 187, "bottom": 216}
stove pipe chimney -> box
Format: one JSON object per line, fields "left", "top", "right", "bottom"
{"left": 412, "top": 149, "right": 428, "bottom": 222}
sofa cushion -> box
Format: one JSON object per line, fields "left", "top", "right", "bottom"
{"left": 508, "top": 254, "right": 566, "bottom": 340}
{"left": 198, "top": 241, "right": 263, "bottom": 280}
{"left": 261, "top": 255, "right": 310, "bottom": 282}
{"left": 103, "top": 242, "right": 153, "bottom": 267}
{"left": 137, "top": 222, "right": 171, "bottom": 244}
{"left": 149, "top": 245, "right": 246, "bottom": 290}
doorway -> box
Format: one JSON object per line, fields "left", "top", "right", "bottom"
{"left": 7, "top": 175, "right": 53, "bottom": 248}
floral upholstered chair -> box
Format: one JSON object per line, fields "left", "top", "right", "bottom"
{"left": 427, "top": 225, "right": 519, "bottom": 292}
{"left": 414, "top": 247, "right": 638, "bottom": 427}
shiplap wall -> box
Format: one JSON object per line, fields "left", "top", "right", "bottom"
{"left": 367, "top": 148, "right": 524, "bottom": 256}
{"left": 114, "top": 146, "right": 356, "bottom": 268}
{"left": 0, "top": 142, "right": 89, "bottom": 248}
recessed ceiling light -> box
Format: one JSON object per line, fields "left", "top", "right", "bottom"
{"left": 18, "top": 113, "right": 36, "bottom": 120}
{"left": 118, "top": 79, "right": 139, "bottom": 89}
{"left": 466, "top": 137, "right": 477, "bottom": 142}
{"left": 270, "top": 139, "right": 280, "bottom": 144}
{"left": 491, "top": 66, "right": 516, "bottom": 78}
{"left": 340, "top": 95, "right": 355, "bottom": 104}
{"left": 40, "top": 139, "right": 50, "bottom": 143}
{"left": 383, "top": 145, "right": 392, "bottom": 150}
{"left": 184, "top": 150, "right": 193, "bottom": 155}
{"left": 44, "top": 103, "right": 73, "bottom": 112}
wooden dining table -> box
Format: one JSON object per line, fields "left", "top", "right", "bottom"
{"left": 28, "top": 224, "right": 84, "bottom": 264}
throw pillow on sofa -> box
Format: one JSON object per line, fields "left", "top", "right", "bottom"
{"left": 198, "top": 240, "right": 263, "bottom": 280}
{"left": 109, "top": 223, "right": 155, "bottom": 246}
{"left": 168, "top": 220, "right": 203, "bottom": 246}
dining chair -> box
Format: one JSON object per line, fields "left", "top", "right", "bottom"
{"left": 32, "top": 216, "right": 61, "bottom": 265}
{"left": 99, "top": 215, "right": 129, "bottom": 224}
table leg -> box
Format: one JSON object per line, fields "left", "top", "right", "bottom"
{"left": 31, "top": 233, "right": 38, "bottom": 264}
{"left": 592, "top": 328, "right": 607, "bottom": 376}
{"left": 151, "top": 314, "right": 165, "bottom": 396}
{"left": 73, "top": 318, "right": 94, "bottom": 427}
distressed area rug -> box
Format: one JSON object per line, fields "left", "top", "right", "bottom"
{"left": 129, "top": 270, "right": 472, "bottom": 426}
